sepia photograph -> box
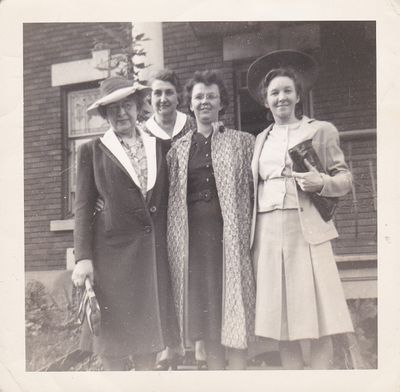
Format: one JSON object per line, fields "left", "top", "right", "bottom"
{"left": 1, "top": 0, "right": 399, "bottom": 391}
{"left": 23, "top": 20, "right": 377, "bottom": 372}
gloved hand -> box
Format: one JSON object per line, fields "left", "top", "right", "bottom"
{"left": 71, "top": 259, "right": 94, "bottom": 287}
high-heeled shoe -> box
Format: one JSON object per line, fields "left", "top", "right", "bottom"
{"left": 155, "top": 358, "right": 170, "bottom": 371}
{"left": 154, "top": 356, "right": 180, "bottom": 371}
{"left": 196, "top": 360, "right": 207, "bottom": 370}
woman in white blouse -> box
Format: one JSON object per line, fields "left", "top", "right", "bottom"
{"left": 248, "top": 50, "right": 354, "bottom": 369}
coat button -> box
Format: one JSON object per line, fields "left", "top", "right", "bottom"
{"left": 144, "top": 226, "right": 152, "bottom": 233}
{"left": 149, "top": 205, "right": 157, "bottom": 213}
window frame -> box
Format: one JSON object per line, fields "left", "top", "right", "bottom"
{"left": 61, "top": 81, "right": 108, "bottom": 219}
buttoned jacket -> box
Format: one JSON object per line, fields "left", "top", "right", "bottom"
{"left": 74, "top": 127, "right": 177, "bottom": 356}
{"left": 251, "top": 116, "right": 352, "bottom": 246}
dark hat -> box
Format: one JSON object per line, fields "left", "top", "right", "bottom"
{"left": 247, "top": 49, "right": 318, "bottom": 106}
{"left": 87, "top": 76, "right": 151, "bottom": 115}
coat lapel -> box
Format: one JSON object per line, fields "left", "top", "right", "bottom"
{"left": 145, "top": 139, "right": 162, "bottom": 203}
{"left": 100, "top": 127, "right": 157, "bottom": 192}
{"left": 176, "top": 130, "right": 194, "bottom": 193}
{"left": 100, "top": 128, "right": 141, "bottom": 187}
{"left": 250, "top": 124, "right": 273, "bottom": 247}
{"left": 251, "top": 124, "right": 273, "bottom": 189}
{"left": 140, "top": 127, "right": 157, "bottom": 192}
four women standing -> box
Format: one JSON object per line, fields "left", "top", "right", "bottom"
{"left": 73, "top": 51, "right": 354, "bottom": 370}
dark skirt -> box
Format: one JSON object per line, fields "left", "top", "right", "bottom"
{"left": 187, "top": 196, "right": 223, "bottom": 343}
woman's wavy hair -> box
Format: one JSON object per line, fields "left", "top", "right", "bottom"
{"left": 150, "top": 68, "right": 183, "bottom": 105}
{"left": 184, "top": 70, "right": 229, "bottom": 117}
{"left": 260, "top": 67, "right": 304, "bottom": 121}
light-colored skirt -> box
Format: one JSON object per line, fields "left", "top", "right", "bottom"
{"left": 253, "top": 209, "right": 354, "bottom": 341}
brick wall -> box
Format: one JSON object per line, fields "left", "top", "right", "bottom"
{"left": 24, "top": 23, "right": 130, "bottom": 271}
{"left": 25, "top": 22, "right": 376, "bottom": 271}
{"left": 162, "top": 22, "right": 236, "bottom": 128}
{"left": 163, "top": 21, "right": 377, "bottom": 258}
{"left": 313, "top": 21, "right": 376, "bottom": 131}
{"left": 333, "top": 137, "right": 377, "bottom": 255}
{"left": 314, "top": 22, "right": 377, "bottom": 256}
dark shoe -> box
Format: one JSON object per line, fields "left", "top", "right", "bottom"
{"left": 155, "top": 358, "right": 170, "bottom": 371}
{"left": 155, "top": 356, "right": 180, "bottom": 371}
{"left": 196, "top": 360, "right": 207, "bottom": 370}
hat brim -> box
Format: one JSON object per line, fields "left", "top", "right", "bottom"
{"left": 247, "top": 50, "right": 318, "bottom": 107}
{"left": 87, "top": 84, "right": 151, "bottom": 115}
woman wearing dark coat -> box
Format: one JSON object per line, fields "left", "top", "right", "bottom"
{"left": 71, "top": 76, "right": 178, "bottom": 370}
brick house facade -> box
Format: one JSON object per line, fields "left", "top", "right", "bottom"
{"left": 24, "top": 21, "right": 376, "bottom": 298}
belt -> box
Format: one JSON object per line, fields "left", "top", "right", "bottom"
{"left": 187, "top": 189, "right": 215, "bottom": 203}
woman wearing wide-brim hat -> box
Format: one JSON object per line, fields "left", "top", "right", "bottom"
{"left": 248, "top": 50, "right": 354, "bottom": 369}
{"left": 71, "top": 76, "right": 179, "bottom": 370}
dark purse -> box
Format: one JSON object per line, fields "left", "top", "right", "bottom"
{"left": 288, "top": 139, "right": 338, "bottom": 222}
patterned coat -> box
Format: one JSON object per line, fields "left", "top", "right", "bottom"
{"left": 166, "top": 124, "right": 256, "bottom": 350}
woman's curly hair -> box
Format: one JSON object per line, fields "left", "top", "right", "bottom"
{"left": 184, "top": 69, "right": 229, "bottom": 117}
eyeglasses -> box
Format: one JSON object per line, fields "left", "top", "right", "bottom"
{"left": 106, "top": 99, "right": 135, "bottom": 114}
{"left": 192, "top": 93, "right": 220, "bottom": 101}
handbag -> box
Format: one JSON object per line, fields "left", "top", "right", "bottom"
{"left": 288, "top": 139, "right": 338, "bottom": 222}
{"left": 77, "top": 278, "right": 101, "bottom": 336}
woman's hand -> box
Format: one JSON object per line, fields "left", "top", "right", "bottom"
{"left": 95, "top": 197, "right": 105, "bottom": 213}
{"left": 71, "top": 259, "right": 94, "bottom": 287}
{"left": 292, "top": 159, "right": 324, "bottom": 193}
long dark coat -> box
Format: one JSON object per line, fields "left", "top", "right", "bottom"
{"left": 74, "top": 128, "right": 178, "bottom": 358}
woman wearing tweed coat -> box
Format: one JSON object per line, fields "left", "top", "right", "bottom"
{"left": 144, "top": 68, "right": 206, "bottom": 370}
{"left": 166, "top": 70, "right": 256, "bottom": 370}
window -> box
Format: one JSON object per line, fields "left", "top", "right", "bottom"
{"left": 65, "top": 87, "right": 109, "bottom": 217}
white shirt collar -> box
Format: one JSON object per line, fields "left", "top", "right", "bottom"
{"left": 145, "top": 110, "right": 187, "bottom": 140}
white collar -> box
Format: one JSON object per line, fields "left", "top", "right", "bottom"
{"left": 145, "top": 111, "right": 187, "bottom": 140}
{"left": 100, "top": 127, "right": 157, "bottom": 191}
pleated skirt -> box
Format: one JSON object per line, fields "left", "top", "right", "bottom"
{"left": 253, "top": 209, "right": 354, "bottom": 341}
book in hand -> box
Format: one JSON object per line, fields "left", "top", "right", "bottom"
{"left": 288, "top": 139, "right": 338, "bottom": 222}
{"left": 77, "top": 278, "right": 101, "bottom": 336}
